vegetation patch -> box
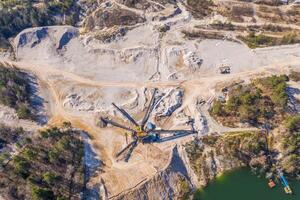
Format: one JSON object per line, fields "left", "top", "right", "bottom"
{"left": 0, "top": 125, "right": 84, "bottom": 200}
{"left": 182, "top": 29, "right": 225, "bottom": 40}
{"left": 209, "top": 21, "right": 235, "bottom": 31}
{"left": 254, "top": 0, "right": 285, "bottom": 6}
{"left": 208, "top": 75, "right": 300, "bottom": 177}
{"left": 93, "top": 27, "right": 127, "bottom": 43}
{"left": 0, "top": 63, "right": 34, "bottom": 119}
{"left": 284, "top": 115, "right": 300, "bottom": 133}
{"left": 186, "top": 119, "right": 300, "bottom": 186}
{"left": 216, "top": 3, "right": 254, "bottom": 23}
{"left": 185, "top": 131, "right": 267, "bottom": 184}
{"left": 185, "top": 0, "right": 214, "bottom": 18}
{"left": 178, "top": 178, "right": 190, "bottom": 200}
{"left": 83, "top": 5, "right": 145, "bottom": 32}
{"left": 211, "top": 75, "right": 289, "bottom": 127}
{"left": 257, "top": 5, "right": 300, "bottom": 25}
{"left": 0, "top": 124, "right": 26, "bottom": 165}
{"left": 277, "top": 115, "right": 300, "bottom": 175}
{"left": 239, "top": 32, "right": 300, "bottom": 49}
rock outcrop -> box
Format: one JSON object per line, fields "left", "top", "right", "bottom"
{"left": 184, "top": 131, "right": 268, "bottom": 186}
{"left": 154, "top": 88, "right": 184, "bottom": 118}
{"left": 14, "top": 26, "right": 78, "bottom": 50}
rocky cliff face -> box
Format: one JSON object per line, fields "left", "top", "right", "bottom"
{"left": 184, "top": 131, "right": 268, "bottom": 186}
{"left": 109, "top": 132, "right": 262, "bottom": 200}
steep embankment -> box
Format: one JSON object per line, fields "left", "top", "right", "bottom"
{"left": 112, "top": 147, "right": 191, "bottom": 200}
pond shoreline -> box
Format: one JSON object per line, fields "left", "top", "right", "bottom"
{"left": 193, "top": 168, "right": 300, "bottom": 200}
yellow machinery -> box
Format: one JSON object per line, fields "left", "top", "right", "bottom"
{"left": 136, "top": 126, "right": 147, "bottom": 138}
{"left": 100, "top": 88, "right": 195, "bottom": 162}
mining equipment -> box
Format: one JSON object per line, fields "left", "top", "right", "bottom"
{"left": 100, "top": 88, "right": 196, "bottom": 162}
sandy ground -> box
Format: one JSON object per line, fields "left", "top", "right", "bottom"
{"left": 3, "top": 56, "right": 299, "bottom": 198}
{"left": 2, "top": 0, "right": 300, "bottom": 198}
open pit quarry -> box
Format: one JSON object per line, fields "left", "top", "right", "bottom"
{"left": 1, "top": 0, "right": 300, "bottom": 199}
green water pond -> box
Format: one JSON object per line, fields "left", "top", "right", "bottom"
{"left": 194, "top": 168, "right": 300, "bottom": 200}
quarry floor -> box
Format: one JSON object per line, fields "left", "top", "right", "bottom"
{"left": 1, "top": 1, "right": 300, "bottom": 198}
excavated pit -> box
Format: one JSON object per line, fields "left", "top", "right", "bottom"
{"left": 3, "top": 0, "right": 300, "bottom": 199}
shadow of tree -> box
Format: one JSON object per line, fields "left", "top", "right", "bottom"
{"left": 26, "top": 73, "right": 48, "bottom": 125}
{"left": 81, "top": 132, "right": 103, "bottom": 200}
{"left": 286, "top": 86, "right": 300, "bottom": 113}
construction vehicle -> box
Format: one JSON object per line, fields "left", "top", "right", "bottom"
{"left": 100, "top": 88, "right": 196, "bottom": 162}
{"left": 219, "top": 65, "right": 231, "bottom": 74}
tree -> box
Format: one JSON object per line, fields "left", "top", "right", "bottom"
{"left": 42, "top": 172, "right": 58, "bottom": 186}
{"left": 31, "top": 186, "right": 54, "bottom": 200}
{"left": 23, "top": 149, "right": 37, "bottom": 160}
{"left": 285, "top": 115, "right": 300, "bottom": 132}
{"left": 238, "top": 104, "right": 258, "bottom": 123}
{"left": 17, "top": 104, "right": 32, "bottom": 119}
{"left": 48, "top": 150, "right": 59, "bottom": 164}
{"left": 56, "top": 197, "right": 68, "bottom": 200}
{"left": 225, "top": 96, "right": 240, "bottom": 112}
{"left": 13, "top": 157, "right": 31, "bottom": 179}
{"left": 211, "top": 100, "right": 223, "bottom": 116}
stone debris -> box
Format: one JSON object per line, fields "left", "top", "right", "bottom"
{"left": 154, "top": 88, "right": 184, "bottom": 118}
{"left": 183, "top": 51, "right": 203, "bottom": 71}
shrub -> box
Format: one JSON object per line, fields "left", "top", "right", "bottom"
{"left": 240, "top": 32, "right": 275, "bottom": 48}
{"left": 0, "top": 152, "right": 10, "bottom": 166}
{"left": 280, "top": 131, "right": 300, "bottom": 175}
{"left": 42, "top": 172, "right": 59, "bottom": 186}
{"left": 56, "top": 137, "right": 71, "bottom": 151}
{"left": 179, "top": 179, "right": 190, "bottom": 199}
{"left": 225, "top": 96, "right": 241, "bottom": 112}
{"left": 40, "top": 127, "right": 63, "bottom": 138}
{"left": 282, "top": 33, "right": 300, "bottom": 45}
{"left": 0, "top": 63, "right": 33, "bottom": 119}
{"left": 186, "top": 0, "right": 214, "bottom": 18}
{"left": 48, "top": 150, "right": 59, "bottom": 164}
{"left": 17, "top": 104, "right": 32, "bottom": 119}
{"left": 13, "top": 156, "right": 31, "bottom": 179}
{"left": 211, "top": 100, "right": 223, "bottom": 116}
{"left": 56, "top": 197, "right": 68, "bottom": 200}
{"left": 31, "top": 186, "right": 54, "bottom": 200}
{"left": 23, "top": 149, "right": 37, "bottom": 160}
{"left": 259, "top": 75, "right": 288, "bottom": 109}
{"left": 284, "top": 115, "right": 300, "bottom": 132}
{"left": 262, "top": 75, "right": 289, "bottom": 88}
{"left": 240, "top": 32, "right": 300, "bottom": 48}
{"left": 238, "top": 104, "right": 258, "bottom": 122}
